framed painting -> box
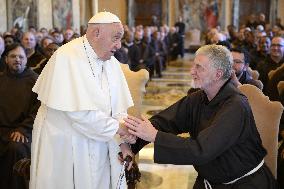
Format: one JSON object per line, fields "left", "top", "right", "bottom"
{"left": 178, "top": 0, "right": 222, "bottom": 32}
{"left": 52, "top": 0, "right": 73, "bottom": 30}
{"left": 7, "top": 0, "right": 37, "bottom": 31}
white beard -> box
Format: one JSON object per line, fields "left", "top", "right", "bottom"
{"left": 191, "top": 77, "right": 215, "bottom": 90}
{"left": 190, "top": 80, "right": 198, "bottom": 88}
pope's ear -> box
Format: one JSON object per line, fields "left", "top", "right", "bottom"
{"left": 95, "top": 28, "right": 100, "bottom": 37}
{"left": 91, "top": 26, "right": 100, "bottom": 38}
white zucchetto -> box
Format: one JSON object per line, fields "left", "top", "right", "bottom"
{"left": 88, "top": 11, "right": 121, "bottom": 24}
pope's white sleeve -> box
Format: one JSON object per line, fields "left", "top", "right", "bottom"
{"left": 65, "top": 110, "right": 120, "bottom": 142}
{"left": 113, "top": 112, "right": 128, "bottom": 145}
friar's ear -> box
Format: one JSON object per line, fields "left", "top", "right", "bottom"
{"left": 216, "top": 69, "right": 224, "bottom": 80}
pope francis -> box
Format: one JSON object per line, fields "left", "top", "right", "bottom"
{"left": 29, "top": 12, "right": 134, "bottom": 189}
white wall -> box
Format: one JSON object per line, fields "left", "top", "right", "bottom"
{"left": 0, "top": 0, "right": 7, "bottom": 33}
{"left": 72, "top": 0, "right": 80, "bottom": 32}
{"left": 37, "top": 0, "right": 53, "bottom": 30}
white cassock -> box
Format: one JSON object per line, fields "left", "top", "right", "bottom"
{"left": 29, "top": 35, "right": 133, "bottom": 189}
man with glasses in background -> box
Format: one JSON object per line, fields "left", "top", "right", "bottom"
{"left": 258, "top": 36, "right": 284, "bottom": 94}
{"left": 230, "top": 47, "right": 263, "bottom": 89}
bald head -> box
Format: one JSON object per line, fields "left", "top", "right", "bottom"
{"left": 211, "top": 33, "right": 225, "bottom": 44}
{"left": 64, "top": 29, "right": 74, "bottom": 42}
{"left": 259, "top": 13, "right": 265, "bottom": 21}
{"left": 270, "top": 37, "right": 284, "bottom": 60}
{"left": 21, "top": 32, "right": 36, "bottom": 50}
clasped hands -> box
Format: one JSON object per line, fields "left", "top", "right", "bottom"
{"left": 117, "top": 120, "right": 136, "bottom": 170}
{"left": 124, "top": 115, "right": 158, "bottom": 143}
{"left": 117, "top": 115, "right": 158, "bottom": 169}
{"left": 117, "top": 115, "right": 158, "bottom": 143}
{"left": 117, "top": 122, "right": 137, "bottom": 144}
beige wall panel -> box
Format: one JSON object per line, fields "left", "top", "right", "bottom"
{"left": 168, "top": 0, "right": 177, "bottom": 27}
{"left": 278, "top": 0, "right": 284, "bottom": 22}
{"left": 38, "top": 0, "right": 53, "bottom": 30}
{"left": 0, "top": 0, "right": 7, "bottom": 33}
{"left": 224, "top": 0, "right": 232, "bottom": 31}
{"left": 98, "top": 0, "right": 127, "bottom": 24}
{"left": 73, "top": 0, "right": 80, "bottom": 32}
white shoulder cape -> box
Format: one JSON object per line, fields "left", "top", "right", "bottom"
{"left": 33, "top": 36, "right": 133, "bottom": 114}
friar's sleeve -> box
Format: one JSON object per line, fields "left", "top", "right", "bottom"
{"left": 131, "top": 96, "right": 190, "bottom": 154}
{"left": 65, "top": 110, "right": 121, "bottom": 142}
{"left": 16, "top": 91, "right": 41, "bottom": 137}
{"left": 153, "top": 96, "right": 247, "bottom": 166}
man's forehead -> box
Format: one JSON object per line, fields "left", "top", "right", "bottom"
{"left": 47, "top": 44, "right": 58, "bottom": 49}
{"left": 113, "top": 23, "right": 124, "bottom": 30}
{"left": 100, "top": 23, "right": 123, "bottom": 32}
{"left": 232, "top": 51, "right": 244, "bottom": 57}
{"left": 272, "top": 38, "right": 284, "bottom": 45}
{"left": 112, "top": 24, "right": 124, "bottom": 35}
{"left": 98, "top": 22, "right": 122, "bottom": 27}
{"left": 66, "top": 30, "right": 73, "bottom": 33}
{"left": 10, "top": 48, "right": 25, "bottom": 54}
{"left": 195, "top": 54, "right": 209, "bottom": 62}
{"left": 24, "top": 32, "right": 35, "bottom": 37}
{"left": 194, "top": 54, "right": 211, "bottom": 66}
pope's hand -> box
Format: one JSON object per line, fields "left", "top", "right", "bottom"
{"left": 118, "top": 143, "right": 134, "bottom": 171}
{"left": 117, "top": 123, "right": 137, "bottom": 144}
{"left": 124, "top": 115, "right": 158, "bottom": 142}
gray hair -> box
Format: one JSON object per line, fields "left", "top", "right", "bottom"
{"left": 196, "top": 44, "right": 233, "bottom": 80}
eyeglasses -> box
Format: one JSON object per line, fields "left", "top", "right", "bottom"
{"left": 233, "top": 59, "right": 245, "bottom": 64}
{"left": 271, "top": 44, "right": 284, "bottom": 48}
{"left": 7, "top": 54, "right": 26, "bottom": 60}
